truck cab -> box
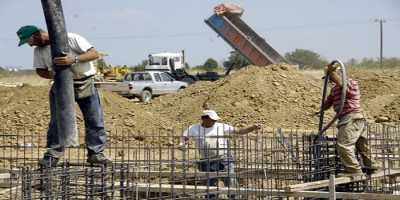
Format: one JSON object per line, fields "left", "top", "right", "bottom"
{"left": 145, "top": 52, "right": 198, "bottom": 84}
{"left": 145, "top": 52, "right": 184, "bottom": 72}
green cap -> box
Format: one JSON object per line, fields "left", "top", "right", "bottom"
{"left": 16, "top": 25, "right": 41, "bottom": 46}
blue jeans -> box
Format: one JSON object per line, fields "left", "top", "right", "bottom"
{"left": 198, "top": 159, "right": 237, "bottom": 199}
{"left": 46, "top": 85, "right": 106, "bottom": 158}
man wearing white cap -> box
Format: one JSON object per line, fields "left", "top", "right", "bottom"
{"left": 180, "top": 110, "right": 260, "bottom": 199}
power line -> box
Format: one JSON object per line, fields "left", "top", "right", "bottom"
{"left": 90, "top": 32, "right": 209, "bottom": 39}
{"left": 0, "top": 19, "right": 398, "bottom": 41}
{"left": 259, "top": 20, "right": 372, "bottom": 31}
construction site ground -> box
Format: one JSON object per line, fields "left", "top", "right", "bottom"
{"left": 1, "top": 64, "right": 399, "bottom": 145}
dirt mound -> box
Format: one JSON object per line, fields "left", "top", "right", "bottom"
{"left": 148, "top": 64, "right": 325, "bottom": 129}
{"left": 0, "top": 85, "right": 171, "bottom": 142}
{"left": 1, "top": 65, "right": 400, "bottom": 144}
{"left": 348, "top": 68, "right": 400, "bottom": 122}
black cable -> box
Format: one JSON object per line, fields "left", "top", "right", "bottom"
{"left": 318, "top": 60, "right": 348, "bottom": 136}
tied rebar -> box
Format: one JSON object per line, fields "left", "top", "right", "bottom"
{"left": 0, "top": 124, "right": 399, "bottom": 199}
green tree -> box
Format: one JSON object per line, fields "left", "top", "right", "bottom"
{"left": 0, "top": 66, "right": 4, "bottom": 77}
{"left": 203, "top": 58, "right": 219, "bottom": 71}
{"left": 382, "top": 57, "right": 400, "bottom": 68}
{"left": 130, "top": 60, "right": 148, "bottom": 71}
{"left": 346, "top": 58, "right": 358, "bottom": 67}
{"left": 285, "top": 49, "right": 328, "bottom": 70}
{"left": 354, "top": 57, "right": 400, "bottom": 69}
{"left": 223, "top": 51, "right": 250, "bottom": 71}
{"left": 96, "top": 58, "right": 108, "bottom": 73}
{"left": 357, "top": 58, "right": 376, "bottom": 68}
{"left": 184, "top": 62, "right": 190, "bottom": 70}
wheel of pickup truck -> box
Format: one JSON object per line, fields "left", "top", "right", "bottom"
{"left": 178, "top": 86, "right": 186, "bottom": 91}
{"left": 140, "top": 89, "right": 152, "bottom": 103}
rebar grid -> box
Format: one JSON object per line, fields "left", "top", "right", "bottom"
{"left": 0, "top": 123, "right": 399, "bottom": 199}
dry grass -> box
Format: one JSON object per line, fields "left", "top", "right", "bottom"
{"left": 0, "top": 74, "right": 50, "bottom": 86}
{"left": 300, "top": 69, "right": 324, "bottom": 79}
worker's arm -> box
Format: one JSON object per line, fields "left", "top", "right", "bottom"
{"left": 234, "top": 124, "right": 261, "bottom": 135}
{"left": 178, "top": 127, "right": 192, "bottom": 150}
{"left": 313, "top": 92, "right": 333, "bottom": 116}
{"left": 322, "top": 99, "right": 333, "bottom": 111}
{"left": 53, "top": 47, "right": 99, "bottom": 66}
{"left": 36, "top": 68, "right": 53, "bottom": 79}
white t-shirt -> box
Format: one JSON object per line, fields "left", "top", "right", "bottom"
{"left": 33, "top": 33, "right": 97, "bottom": 80}
{"left": 183, "top": 123, "right": 235, "bottom": 159}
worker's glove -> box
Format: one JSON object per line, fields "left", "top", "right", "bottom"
{"left": 252, "top": 124, "right": 262, "bottom": 131}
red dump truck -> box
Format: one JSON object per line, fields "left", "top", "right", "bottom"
{"left": 205, "top": 4, "right": 286, "bottom": 66}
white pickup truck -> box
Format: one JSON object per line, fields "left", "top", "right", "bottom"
{"left": 101, "top": 71, "right": 188, "bottom": 102}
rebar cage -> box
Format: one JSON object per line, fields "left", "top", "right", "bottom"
{"left": 0, "top": 123, "right": 399, "bottom": 199}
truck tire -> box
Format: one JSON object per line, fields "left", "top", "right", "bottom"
{"left": 140, "top": 89, "right": 152, "bottom": 103}
{"left": 178, "top": 87, "right": 186, "bottom": 92}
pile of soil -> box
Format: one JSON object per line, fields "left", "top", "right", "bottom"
{"left": 348, "top": 68, "right": 400, "bottom": 122}
{"left": 147, "top": 64, "right": 324, "bottom": 129}
{"left": 1, "top": 64, "right": 399, "bottom": 143}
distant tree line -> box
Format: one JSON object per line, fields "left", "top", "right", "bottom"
{"left": 284, "top": 49, "right": 400, "bottom": 70}
{"left": 85, "top": 49, "right": 400, "bottom": 74}
{"left": 130, "top": 60, "right": 148, "bottom": 71}
{"left": 0, "top": 66, "right": 4, "bottom": 77}
{"left": 190, "top": 58, "right": 220, "bottom": 71}
{"left": 347, "top": 57, "right": 400, "bottom": 69}
{"left": 284, "top": 49, "right": 328, "bottom": 70}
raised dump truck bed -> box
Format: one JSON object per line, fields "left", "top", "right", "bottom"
{"left": 205, "top": 14, "right": 286, "bottom": 66}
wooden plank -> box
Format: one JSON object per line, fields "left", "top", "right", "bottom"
{"left": 0, "top": 174, "right": 10, "bottom": 180}
{"left": 291, "top": 190, "right": 400, "bottom": 200}
{"left": 0, "top": 82, "right": 23, "bottom": 87}
{"left": 287, "top": 169, "right": 400, "bottom": 192}
{"left": 127, "top": 183, "right": 400, "bottom": 199}
{"left": 0, "top": 186, "right": 21, "bottom": 195}
{"left": 329, "top": 174, "right": 336, "bottom": 200}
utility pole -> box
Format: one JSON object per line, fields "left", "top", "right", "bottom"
{"left": 374, "top": 18, "right": 386, "bottom": 69}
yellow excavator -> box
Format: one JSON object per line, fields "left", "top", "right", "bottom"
{"left": 95, "top": 52, "right": 130, "bottom": 81}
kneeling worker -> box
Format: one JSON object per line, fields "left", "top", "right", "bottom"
{"left": 180, "top": 110, "right": 260, "bottom": 199}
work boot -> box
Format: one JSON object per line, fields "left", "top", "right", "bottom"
{"left": 39, "top": 155, "right": 59, "bottom": 168}
{"left": 362, "top": 167, "right": 381, "bottom": 175}
{"left": 87, "top": 153, "right": 112, "bottom": 165}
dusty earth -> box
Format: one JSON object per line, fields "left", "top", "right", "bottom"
{"left": 1, "top": 64, "right": 399, "bottom": 143}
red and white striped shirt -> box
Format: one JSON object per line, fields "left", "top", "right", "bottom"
{"left": 325, "top": 79, "right": 362, "bottom": 117}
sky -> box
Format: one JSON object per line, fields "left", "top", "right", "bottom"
{"left": 0, "top": 0, "right": 399, "bottom": 68}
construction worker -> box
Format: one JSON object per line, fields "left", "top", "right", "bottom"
{"left": 180, "top": 110, "right": 260, "bottom": 199}
{"left": 321, "top": 64, "right": 379, "bottom": 176}
{"left": 17, "top": 25, "right": 110, "bottom": 167}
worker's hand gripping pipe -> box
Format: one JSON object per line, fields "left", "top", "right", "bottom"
{"left": 317, "top": 60, "right": 348, "bottom": 136}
